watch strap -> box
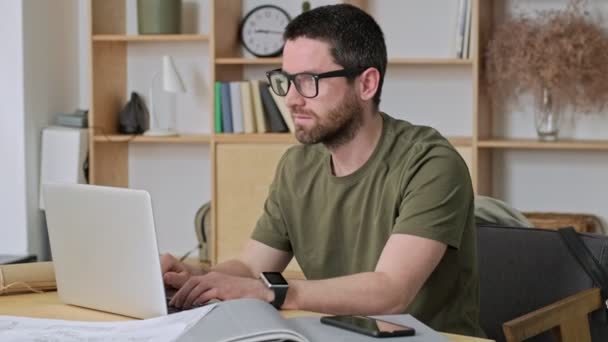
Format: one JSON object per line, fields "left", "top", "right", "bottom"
{"left": 271, "top": 283, "right": 287, "bottom": 309}
{"left": 261, "top": 272, "right": 288, "bottom": 309}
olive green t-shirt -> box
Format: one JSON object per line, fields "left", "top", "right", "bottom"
{"left": 252, "top": 113, "right": 484, "bottom": 337}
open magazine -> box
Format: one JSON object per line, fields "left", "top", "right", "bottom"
{"left": 179, "top": 298, "right": 449, "bottom": 342}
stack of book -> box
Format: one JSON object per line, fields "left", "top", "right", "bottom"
{"left": 454, "top": 0, "right": 473, "bottom": 59}
{"left": 214, "top": 80, "right": 294, "bottom": 134}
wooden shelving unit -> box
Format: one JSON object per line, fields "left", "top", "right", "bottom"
{"left": 93, "top": 134, "right": 211, "bottom": 144}
{"left": 388, "top": 58, "right": 474, "bottom": 65}
{"left": 92, "top": 34, "right": 209, "bottom": 42}
{"left": 477, "top": 139, "right": 608, "bottom": 151}
{"left": 215, "top": 57, "right": 282, "bottom": 65}
{"left": 214, "top": 133, "right": 296, "bottom": 144}
{"left": 215, "top": 57, "right": 473, "bottom": 66}
{"left": 90, "top": 0, "right": 605, "bottom": 271}
{"left": 89, "top": 0, "right": 487, "bottom": 270}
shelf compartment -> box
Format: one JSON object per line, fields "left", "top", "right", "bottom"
{"left": 213, "top": 134, "right": 472, "bottom": 146}
{"left": 94, "top": 134, "right": 211, "bottom": 144}
{"left": 388, "top": 58, "right": 473, "bottom": 65}
{"left": 215, "top": 57, "right": 473, "bottom": 66}
{"left": 92, "top": 34, "right": 209, "bottom": 42}
{"left": 214, "top": 133, "right": 296, "bottom": 144}
{"left": 448, "top": 137, "right": 473, "bottom": 147}
{"left": 215, "top": 58, "right": 282, "bottom": 65}
{"left": 477, "top": 139, "right": 608, "bottom": 151}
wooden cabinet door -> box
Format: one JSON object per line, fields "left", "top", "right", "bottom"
{"left": 214, "top": 143, "right": 303, "bottom": 276}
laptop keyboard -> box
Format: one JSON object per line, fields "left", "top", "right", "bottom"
{"left": 167, "top": 299, "right": 183, "bottom": 314}
{"left": 166, "top": 297, "right": 220, "bottom": 314}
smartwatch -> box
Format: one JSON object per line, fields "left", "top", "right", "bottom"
{"left": 260, "top": 272, "right": 288, "bottom": 309}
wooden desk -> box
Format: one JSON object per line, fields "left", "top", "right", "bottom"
{"left": 0, "top": 292, "right": 492, "bottom": 341}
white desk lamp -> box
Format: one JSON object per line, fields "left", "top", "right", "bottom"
{"left": 144, "top": 55, "right": 186, "bottom": 136}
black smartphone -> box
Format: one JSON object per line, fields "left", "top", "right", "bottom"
{"left": 320, "top": 315, "right": 416, "bottom": 338}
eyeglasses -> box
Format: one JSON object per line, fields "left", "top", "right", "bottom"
{"left": 265, "top": 68, "right": 367, "bottom": 99}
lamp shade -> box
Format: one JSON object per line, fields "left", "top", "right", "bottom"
{"left": 162, "top": 55, "right": 186, "bottom": 93}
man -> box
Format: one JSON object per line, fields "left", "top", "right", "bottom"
{"left": 162, "top": 4, "right": 484, "bottom": 337}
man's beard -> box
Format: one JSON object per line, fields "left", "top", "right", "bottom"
{"left": 292, "top": 91, "right": 363, "bottom": 149}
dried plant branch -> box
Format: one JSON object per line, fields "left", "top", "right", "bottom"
{"left": 486, "top": 0, "right": 608, "bottom": 115}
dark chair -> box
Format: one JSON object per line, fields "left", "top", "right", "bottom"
{"left": 477, "top": 225, "right": 608, "bottom": 342}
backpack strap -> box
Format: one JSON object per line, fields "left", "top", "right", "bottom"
{"left": 558, "top": 227, "right": 608, "bottom": 313}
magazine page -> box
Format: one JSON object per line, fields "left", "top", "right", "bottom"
{"left": 180, "top": 298, "right": 309, "bottom": 342}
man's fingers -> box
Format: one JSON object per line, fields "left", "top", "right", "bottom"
{"left": 160, "top": 253, "right": 178, "bottom": 274}
{"left": 164, "top": 271, "right": 189, "bottom": 289}
{"left": 194, "top": 287, "right": 219, "bottom": 306}
{"left": 183, "top": 284, "right": 210, "bottom": 309}
{"left": 170, "top": 277, "right": 199, "bottom": 308}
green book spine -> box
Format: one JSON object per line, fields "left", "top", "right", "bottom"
{"left": 214, "top": 81, "right": 223, "bottom": 133}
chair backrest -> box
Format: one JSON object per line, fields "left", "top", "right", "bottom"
{"left": 477, "top": 225, "right": 608, "bottom": 342}
{"left": 522, "top": 212, "right": 603, "bottom": 233}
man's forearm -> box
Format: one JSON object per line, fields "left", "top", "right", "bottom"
{"left": 210, "top": 259, "right": 257, "bottom": 278}
{"left": 283, "top": 272, "right": 414, "bottom": 315}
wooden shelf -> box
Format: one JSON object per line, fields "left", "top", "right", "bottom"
{"left": 388, "top": 58, "right": 473, "bottom": 65}
{"left": 214, "top": 133, "right": 296, "bottom": 144}
{"left": 94, "top": 134, "right": 211, "bottom": 144}
{"left": 477, "top": 139, "right": 608, "bottom": 151}
{"left": 92, "top": 34, "right": 209, "bottom": 42}
{"left": 213, "top": 134, "right": 471, "bottom": 146}
{"left": 215, "top": 57, "right": 472, "bottom": 66}
{"left": 215, "top": 57, "right": 282, "bottom": 65}
{"left": 448, "top": 137, "right": 473, "bottom": 147}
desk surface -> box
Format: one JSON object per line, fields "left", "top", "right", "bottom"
{"left": 0, "top": 292, "right": 492, "bottom": 342}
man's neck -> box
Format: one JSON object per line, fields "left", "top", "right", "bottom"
{"left": 328, "top": 112, "right": 383, "bottom": 177}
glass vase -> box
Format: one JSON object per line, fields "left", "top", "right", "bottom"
{"left": 534, "top": 88, "right": 560, "bottom": 141}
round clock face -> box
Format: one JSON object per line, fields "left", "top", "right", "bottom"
{"left": 240, "top": 5, "right": 291, "bottom": 58}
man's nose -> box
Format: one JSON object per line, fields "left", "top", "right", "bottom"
{"left": 285, "top": 81, "right": 305, "bottom": 108}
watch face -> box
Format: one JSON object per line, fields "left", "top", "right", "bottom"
{"left": 262, "top": 272, "right": 288, "bottom": 285}
{"left": 240, "top": 5, "right": 291, "bottom": 57}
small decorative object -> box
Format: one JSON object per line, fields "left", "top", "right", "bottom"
{"left": 534, "top": 88, "right": 560, "bottom": 141}
{"left": 486, "top": 0, "right": 608, "bottom": 141}
{"left": 144, "top": 55, "right": 186, "bottom": 136}
{"left": 118, "top": 92, "right": 148, "bottom": 134}
{"left": 302, "top": 1, "right": 311, "bottom": 13}
{"left": 137, "top": 0, "right": 182, "bottom": 34}
{"left": 240, "top": 5, "right": 291, "bottom": 57}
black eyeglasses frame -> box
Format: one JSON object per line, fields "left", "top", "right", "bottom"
{"left": 265, "top": 67, "right": 367, "bottom": 98}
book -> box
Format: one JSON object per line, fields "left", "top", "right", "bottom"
{"left": 268, "top": 86, "right": 295, "bottom": 133}
{"left": 229, "top": 82, "right": 244, "bottom": 134}
{"left": 453, "top": 0, "right": 468, "bottom": 58}
{"left": 259, "top": 82, "right": 289, "bottom": 133}
{"left": 56, "top": 110, "right": 88, "bottom": 128}
{"left": 240, "top": 81, "right": 257, "bottom": 133}
{"left": 462, "top": 0, "right": 473, "bottom": 59}
{"left": 214, "top": 82, "right": 223, "bottom": 133}
{"left": 249, "top": 80, "right": 268, "bottom": 133}
{"left": 180, "top": 298, "right": 449, "bottom": 342}
{"left": 220, "top": 82, "right": 234, "bottom": 133}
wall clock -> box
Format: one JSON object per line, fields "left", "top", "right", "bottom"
{"left": 240, "top": 5, "right": 291, "bottom": 58}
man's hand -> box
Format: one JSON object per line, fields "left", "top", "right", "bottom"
{"left": 168, "top": 271, "right": 274, "bottom": 309}
{"left": 160, "top": 253, "right": 203, "bottom": 289}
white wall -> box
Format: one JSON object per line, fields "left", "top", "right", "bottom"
{"left": 22, "top": 0, "right": 80, "bottom": 260}
{"left": 0, "top": 0, "right": 80, "bottom": 258}
{"left": 0, "top": 2, "right": 27, "bottom": 254}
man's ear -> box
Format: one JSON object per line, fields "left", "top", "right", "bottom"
{"left": 358, "top": 67, "right": 380, "bottom": 102}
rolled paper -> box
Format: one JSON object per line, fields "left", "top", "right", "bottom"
{"left": 0, "top": 262, "right": 56, "bottom": 295}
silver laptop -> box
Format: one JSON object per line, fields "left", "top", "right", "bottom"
{"left": 43, "top": 183, "right": 170, "bottom": 319}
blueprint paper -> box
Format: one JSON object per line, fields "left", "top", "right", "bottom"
{"left": 0, "top": 304, "right": 216, "bottom": 342}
